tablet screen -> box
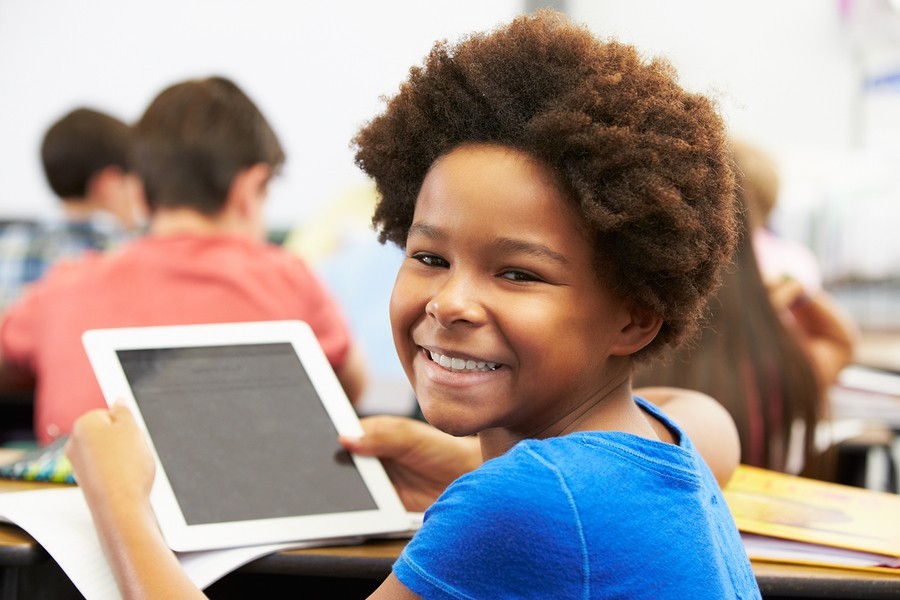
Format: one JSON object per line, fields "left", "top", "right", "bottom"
{"left": 115, "top": 342, "right": 376, "bottom": 526}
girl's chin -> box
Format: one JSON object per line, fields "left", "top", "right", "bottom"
{"left": 418, "top": 408, "right": 481, "bottom": 438}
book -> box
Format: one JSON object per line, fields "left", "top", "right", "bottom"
{"left": 723, "top": 464, "right": 900, "bottom": 574}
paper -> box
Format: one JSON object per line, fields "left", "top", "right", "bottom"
{"left": 741, "top": 533, "right": 900, "bottom": 573}
{"left": 0, "top": 487, "right": 313, "bottom": 599}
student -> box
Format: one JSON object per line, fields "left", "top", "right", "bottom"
{"left": 66, "top": 11, "right": 760, "bottom": 598}
{"left": 733, "top": 138, "right": 859, "bottom": 395}
{"left": 0, "top": 77, "right": 367, "bottom": 446}
{"left": 0, "top": 108, "right": 145, "bottom": 311}
{"left": 282, "top": 182, "right": 411, "bottom": 415}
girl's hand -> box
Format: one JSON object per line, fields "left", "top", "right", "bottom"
{"left": 65, "top": 402, "right": 156, "bottom": 512}
{"left": 340, "top": 415, "right": 482, "bottom": 512}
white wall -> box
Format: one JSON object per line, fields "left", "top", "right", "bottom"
{"left": 0, "top": 0, "right": 521, "bottom": 229}
{"left": 571, "top": 0, "right": 859, "bottom": 150}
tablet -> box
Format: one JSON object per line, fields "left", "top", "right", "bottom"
{"left": 82, "top": 320, "right": 411, "bottom": 552}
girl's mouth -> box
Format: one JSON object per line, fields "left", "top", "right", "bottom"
{"left": 427, "top": 350, "right": 500, "bottom": 372}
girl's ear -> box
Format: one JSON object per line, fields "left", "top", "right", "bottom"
{"left": 609, "top": 305, "right": 663, "bottom": 357}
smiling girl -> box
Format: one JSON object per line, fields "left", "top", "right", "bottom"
{"left": 67, "top": 10, "right": 760, "bottom": 599}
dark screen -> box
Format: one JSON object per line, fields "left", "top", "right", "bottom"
{"left": 116, "top": 343, "right": 376, "bottom": 525}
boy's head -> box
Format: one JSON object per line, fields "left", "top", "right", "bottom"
{"left": 131, "top": 76, "right": 285, "bottom": 217}
{"left": 41, "top": 107, "right": 131, "bottom": 200}
{"left": 354, "top": 10, "right": 737, "bottom": 362}
{"left": 41, "top": 107, "right": 145, "bottom": 229}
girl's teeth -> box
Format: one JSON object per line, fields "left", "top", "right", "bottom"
{"left": 429, "top": 351, "right": 499, "bottom": 372}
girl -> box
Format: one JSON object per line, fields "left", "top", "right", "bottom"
{"left": 67, "top": 10, "right": 760, "bottom": 598}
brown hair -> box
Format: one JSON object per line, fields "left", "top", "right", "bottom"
{"left": 131, "top": 76, "right": 285, "bottom": 216}
{"left": 353, "top": 10, "right": 737, "bottom": 362}
{"left": 40, "top": 107, "right": 131, "bottom": 200}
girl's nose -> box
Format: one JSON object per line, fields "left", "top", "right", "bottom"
{"left": 425, "top": 274, "right": 486, "bottom": 328}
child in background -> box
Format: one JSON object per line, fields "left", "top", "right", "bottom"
{"left": 733, "top": 138, "right": 858, "bottom": 395}
{"left": 0, "top": 108, "right": 145, "bottom": 311}
{"left": 735, "top": 139, "right": 822, "bottom": 293}
{"left": 0, "top": 77, "right": 367, "bottom": 445}
{"left": 282, "top": 182, "right": 412, "bottom": 416}
{"left": 66, "top": 11, "right": 760, "bottom": 598}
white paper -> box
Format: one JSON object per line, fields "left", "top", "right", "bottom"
{"left": 0, "top": 487, "right": 314, "bottom": 599}
{"left": 742, "top": 532, "right": 900, "bottom": 569}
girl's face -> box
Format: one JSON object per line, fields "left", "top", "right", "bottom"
{"left": 390, "top": 144, "right": 646, "bottom": 444}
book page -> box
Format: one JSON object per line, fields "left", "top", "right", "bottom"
{"left": 0, "top": 487, "right": 313, "bottom": 599}
{"left": 742, "top": 533, "right": 900, "bottom": 574}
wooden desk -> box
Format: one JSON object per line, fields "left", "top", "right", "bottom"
{"left": 0, "top": 480, "right": 898, "bottom": 599}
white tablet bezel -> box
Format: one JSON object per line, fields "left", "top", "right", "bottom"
{"left": 82, "top": 320, "right": 410, "bottom": 552}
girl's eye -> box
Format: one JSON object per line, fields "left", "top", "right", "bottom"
{"left": 500, "top": 269, "right": 543, "bottom": 283}
{"left": 412, "top": 253, "right": 449, "bottom": 268}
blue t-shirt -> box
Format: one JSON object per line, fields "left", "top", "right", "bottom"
{"left": 394, "top": 398, "right": 760, "bottom": 599}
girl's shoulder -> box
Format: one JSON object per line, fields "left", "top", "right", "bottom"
{"left": 455, "top": 430, "right": 700, "bottom": 511}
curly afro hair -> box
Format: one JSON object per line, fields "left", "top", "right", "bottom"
{"left": 353, "top": 9, "right": 737, "bottom": 362}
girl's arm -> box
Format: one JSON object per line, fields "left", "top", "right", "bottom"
{"left": 767, "top": 275, "right": 860, "bottom": 391}
{"left": 65, "top": 404, "right": 207, "bottom": 600}
{"left": 67, "top": 405, "right": 421, "bottom": 600}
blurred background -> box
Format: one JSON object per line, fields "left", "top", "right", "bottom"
{"left": 1, "top": 0, "right": 897, "bottom": 415}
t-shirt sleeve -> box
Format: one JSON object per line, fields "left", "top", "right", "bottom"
{"left": 287, "top": 257, "right": 354, "bottom": 369}
{"left": 0, "top": 279, "right": 46, "bottom": 371}
{"left": 393, "top": 446, "right": 588, "bottom": 599}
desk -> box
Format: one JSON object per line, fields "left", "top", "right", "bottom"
{"left": 232, "top": 542, "right": 900, "bottom": 600}
{"left": 0, "top": 493, "right": 898, "bottom": 600}
{"left": 855, "top": 330, "right": 900, "bottom": 374}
